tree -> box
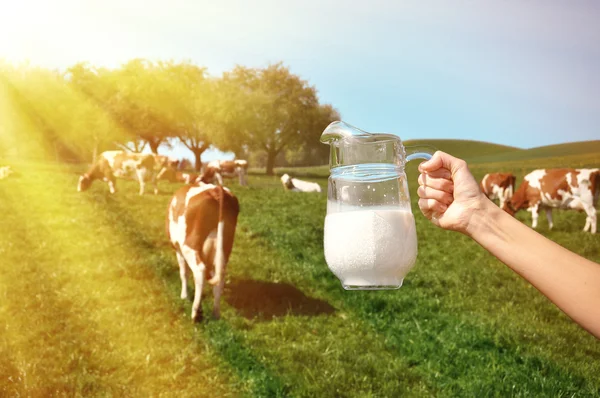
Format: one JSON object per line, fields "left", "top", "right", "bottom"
{"left": 109, "top": 59, "right": 175, "bottom": 154}
{"left": 167, "top": 64, "right": 221, "bottom": 171}
{"left": 221, "top": 64, "right": 338, "bottom": 175}
{"left": 65, "top": 63, "right": 123, "bottom": 161}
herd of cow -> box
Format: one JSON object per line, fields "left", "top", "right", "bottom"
{"left": 75, "top": 150, "right": 321, "bottom": 321}
{"left": 1, "top": 150, "right": 598, "bottom": 321}
{"left": 76, "top": 150, "right": 249, "bottom": 195}
{"left": 480, "top": 168, "right": 599, "bottom": 234}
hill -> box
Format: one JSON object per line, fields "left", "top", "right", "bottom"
{"left": 468, "top": 140, "right": 600, "bottom": 164}
{"left": 403, "top": 139, "right": 520, "bottom": 161}
{"left": 270, "top": 139, "right": 599, "bottom": 178}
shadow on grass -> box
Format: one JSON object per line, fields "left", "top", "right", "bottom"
{"left": 225, "top": 279, "right": 335, "bottom": 320}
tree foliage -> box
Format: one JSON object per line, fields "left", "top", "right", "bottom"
{"left": 1, "top": 60, "right": 339, "bottom": 171}
{"left": 221, "top": 64, "right": 337, "bottom": 174}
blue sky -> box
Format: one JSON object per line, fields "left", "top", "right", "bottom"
{"left": 1, "top": 0, "right": 599, "bottom": 159}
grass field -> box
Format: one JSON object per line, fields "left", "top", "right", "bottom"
{"left": 1, "top": 150, "right": 599, "bottom": 396}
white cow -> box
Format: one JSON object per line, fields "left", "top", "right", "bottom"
{"left": 0, "top": 166, "right": 12, "bottom": 180}
{"left": 280, "top": 174, "right": 322, "bottom": 193}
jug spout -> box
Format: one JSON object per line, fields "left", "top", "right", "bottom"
{"left": 320, "top": 121, "right": 399, "bottom": 145}
{"left": 320, "top": 121, "right": 371, "bottom": 145}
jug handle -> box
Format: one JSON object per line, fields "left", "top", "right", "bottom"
{"left": 405, "top": 145, "right": 436, "bottom": 163}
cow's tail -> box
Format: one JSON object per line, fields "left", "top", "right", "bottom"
{"left": 589, "top": 170, "right": 600, "bottom": 206}
{"left": 506, "top": 175, "right": 517, "bottom": 201}
{"left": 208, "top": 184, "right": 225, "bottom": 286}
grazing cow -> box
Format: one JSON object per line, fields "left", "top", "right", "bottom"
{"left": 155, "top": 166, "right": 193, "bottom": 184}
{"left": 201, "top": 159, "right": 249, "bottom": 186}
{"left": 480, "top": 172, "right": 516, "bottom": 209}
{"left": 503, "top": 168, "right": 598, "bottom": 233}
{"left": 173, "top": 171, "right": 199, "bottom": 184}
{"left": 155, "top": 155, "right": 181, "bottom": 182}
{"left": 0, "top": 166, "right": 12, "bottom": 180}
{"left": 280, "top": 174, "right": 322, "bottom": 193}
{"left": 166, "top": 183, "right": 239, "bottom": 321}
{"left": 77, "top": 150, "right": 158, "bottom": 195}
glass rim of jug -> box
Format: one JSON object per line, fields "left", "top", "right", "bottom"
{"left": 321, "top": 121, "right": 402, "bottom": 146}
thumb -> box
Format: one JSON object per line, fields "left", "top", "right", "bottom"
{"left": 418, "top": 151, "right": 443, "bottom": 173}
{"left": 418, "top": 151, "right": 467, "bottom": 177}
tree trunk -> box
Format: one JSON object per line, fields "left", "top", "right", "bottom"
{"left": 193, "top": 149, "right": 203, "bottom": 172}
{"left": 148, "top": 139, "right": 160, "bottom": 154}
{"left": 92, "top": 139, "right": 99, "bottom": 163}
{"left": 266, "top": 150, "right": 277, "bottom": 176}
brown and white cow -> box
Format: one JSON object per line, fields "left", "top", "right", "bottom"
{"left": 173, "top": 171, "right": 199, "bottom": 184}
{"left": 0, "top": 166, "right": 13, "bottom": 180}
{"left": 201, "top": 159, "right": 249, "bottom": 186}
{"left": 503, "top": 168, "right": 598, "bottom": 233}
{"left": 166, "top": 182, "right": 239, "bottom": 321}
{"left": 154, "top": 155, "right": 181, "bottom": 182}
{"left": 77, "top": 150, "right": 158, "bottom": 195}
{"left": 280, "top": 173, "right": 322, "bottom": 193}
{"left": 154, "top": 166, "right": 195, "bottom": 184}
{"left": 480, "top": 172, "right": 516, "bottom": 209}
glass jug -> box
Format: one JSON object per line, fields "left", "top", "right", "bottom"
{"left": 321, "top": 121, "right": 435, "bottom": 290}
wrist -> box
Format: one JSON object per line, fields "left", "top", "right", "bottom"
{"left": 464, "top": 196, "right": 503, "bottom": 239}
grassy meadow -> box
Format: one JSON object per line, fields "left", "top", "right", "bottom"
{"left": 1, "top": 144, "right": 599, "bottom": 396}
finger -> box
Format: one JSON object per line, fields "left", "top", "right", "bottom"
{"left": 418, "top": 151, "right": 468, "bottom": 177}
{"left": 421, "top": 168, "right": 452, "bottom": 180}
{"left": 418, "top": 173, "right": 454, "bottom": 194}
{"left": 418, "top": 198, "right": 448, "bottom": 214}
{"left": 417, "top": 185, "right": 454, "bottom": 205}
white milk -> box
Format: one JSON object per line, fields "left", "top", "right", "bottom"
{"left": 324, "top": 207, "right": 418, "bottom": 289}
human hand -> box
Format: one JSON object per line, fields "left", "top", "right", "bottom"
{"left": 417, "top": 151, "right": 489, "bottom": 235}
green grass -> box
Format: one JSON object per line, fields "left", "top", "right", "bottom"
{"left": 0, "top": 154, "right": 599, "bottom": 397}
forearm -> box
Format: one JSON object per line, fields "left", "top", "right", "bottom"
{"left": 466, "top": 198, "right": 600, "bottom": 339}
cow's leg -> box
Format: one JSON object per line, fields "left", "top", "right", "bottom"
{"left": 584, "top": 216, "right": 591, "bottom": 233}
{"left": 108, "top": 180, "right": 116, "bottom": 194}
{"left": 136, "top": 168, "right": 146, "bottom": 195}
{"left": 530, "top": 204, "right": 539, "bottom": 229}
{"left": 152, "top": 172, "right": 159, "bottom": 195}
{"left": 181, "top": 245, "right": 205, "bottom": 322}
{"left": 583, "top": 205, "right": 597, "bottom": 234}
{"left": 498, "top": 193, "right": 506, "bottom": 209}
{"left": 237, "top": 168, "right": 246, "bottom": 186}
{"left": 176, "top": 251, "right": 188, "bottom": 299}
{"left": 212, "top": 274, "right": 226, "bottom": 320}
{"left": 544, "top": 208, "right": 553, "bottom": 230}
